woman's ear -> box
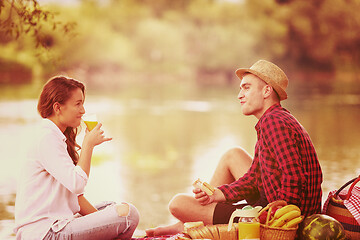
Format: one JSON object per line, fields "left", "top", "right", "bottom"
{"left": 53, "top": 102, "right": 61, "bottom": 115}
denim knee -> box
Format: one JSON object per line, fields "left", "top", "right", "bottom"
{"left": 116, "top": 203, "right": 139, "bottom": 239}
{"left": 127, "top": 203, "right": 140, "bottom": 227}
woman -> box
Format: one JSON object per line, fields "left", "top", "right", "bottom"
{"left": 14, "top": 76, "right": 139, "bottom": 240}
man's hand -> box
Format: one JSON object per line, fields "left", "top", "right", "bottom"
{"left": 193, "top": 188, "right": 226, "bottom": 205}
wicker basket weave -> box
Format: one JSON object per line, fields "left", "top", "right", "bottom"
{"left": 259, "top": 203, "right": 298, "bottom": 240}
{"left": 260, "top": 224, "right": 297, "bottom": 240}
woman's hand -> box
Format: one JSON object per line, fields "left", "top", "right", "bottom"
{"left": 78, "top": 123, "right": 112, "bottom": 176}
{"left": 83, "top": 123, "right": 112, "bottom": 148}
{"left": 193, "top": 188, "right": 226, "bottom": 205}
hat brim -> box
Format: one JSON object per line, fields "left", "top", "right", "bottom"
{"left": 235, "top": 68, "right": 288, "bottom": 100}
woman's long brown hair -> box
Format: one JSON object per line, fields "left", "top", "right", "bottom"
{"left": 37, "top": 76, "right": 85, "bottom": 165}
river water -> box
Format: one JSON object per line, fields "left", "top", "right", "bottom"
{"left": 0, "top": 87, "right": 360, "bottom": 238}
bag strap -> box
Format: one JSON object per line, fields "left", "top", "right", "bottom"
{"left": 345, "top": 175, "right": 360, "bottom": 200}
{"left": 335, "top": 175, "right": 360, "bottom": 200}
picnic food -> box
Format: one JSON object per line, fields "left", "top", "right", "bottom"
{"left": 258, "top": 200, "right": 287, "bottom": 224}
{"left": 193, "top": 179, "right": 215, "bottom": 195}
{"left": 282, "top": 215, "right": 304, "bottom": 228}
{"left": 258, "top": 200, "right": 304, "bottom": 229}
{"left": 299, "top": 214, "right": 347, "bottom": 240}
{"left": 184, "top": 221, "right": 204, "bottom": 231}
{"left": 183, "top": 222, "right": 238, "bottom": 240}
{"left": 227, "top": 205, "right": 262, "bottom": 239}
{"left": 268, "top": 204, "right": 302, "bottom": 228}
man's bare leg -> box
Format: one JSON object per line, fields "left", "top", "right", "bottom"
{"left": 145, "top": 194, "right": 216, "bottom": 237}
{"left": 169, "top": 194, "right": 217, "bottom": 225}
{"left": 145, "top": 147, "right": 252, "bottom": 237}
{"left": 145, "top": 221, "right": 184, "bottom": 237}
{"left": 210, "top": 147, "right": 252, "bottom": 186}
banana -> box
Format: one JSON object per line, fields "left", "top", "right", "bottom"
{"left": 273, "top": 204, "right": 301, "bottom": 220}
{"left": 269, "top": 210, "right": 301, "bottom": 228}
{"left": 282, "top": 215, "right": 304, "bottom": 229}
{"left": 259, "top": 200, "right": 287, "bottom": 215}
{"left": 259, "top": 200, "right": 288, "bottom": 224}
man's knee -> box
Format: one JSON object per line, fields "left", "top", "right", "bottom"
{"left": 222, "top": 147, "right": 252, "bottom": 165}
{"left": 168, "top": 194, "right": 190, "bottom": 217}
{"left": 224, "top": 147, "right": 248, "bottom": 159}
{"left": 219, "top": 147, "right": 252, "bottom": 180}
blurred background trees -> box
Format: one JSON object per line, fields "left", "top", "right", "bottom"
{"left": 1, "top": 0, "right": 359, "bottom": 94}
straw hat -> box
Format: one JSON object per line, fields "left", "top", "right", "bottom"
{"left": 235, "top": 60, "right": 289, "bottom": 100}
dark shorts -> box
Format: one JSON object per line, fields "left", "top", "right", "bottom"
{"left": 213, "top": 202, "right": 248, "bottom": 225}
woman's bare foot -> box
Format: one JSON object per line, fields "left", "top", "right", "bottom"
{"left": 145, "top": 221, "right": 184, "bottom": 237}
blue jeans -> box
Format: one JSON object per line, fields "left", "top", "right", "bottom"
{"left": 43, "top": 202, "right": 139, "bottom": 240}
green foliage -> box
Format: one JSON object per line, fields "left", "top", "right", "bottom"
{"left": 275, "top": 0, "right": 360, "bottom": 70}
{"left": 1, "top": 0, "right": 359, "bottom": 92}
{"left": 0, "top": 0, "right": 76, "bottom": 47}
{"left": 132, "top": 18, "right": 187, "bottom": 72}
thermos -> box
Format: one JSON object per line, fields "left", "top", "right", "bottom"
{"left": 227, "top": 205, "right": 262, "bottom": 240}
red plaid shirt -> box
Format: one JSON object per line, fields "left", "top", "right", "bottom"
{"left": 218, "top": 103, "right": 323, "bottom": 216}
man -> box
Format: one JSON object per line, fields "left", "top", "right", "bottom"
{"left": 146, "top": 60, "right": 323, "bottom": 237}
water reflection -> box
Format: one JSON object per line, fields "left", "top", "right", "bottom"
{"left": 1, "top": 91, "right": 360, "bottom": 236}
{"left": 102, "top": 99, "right": 258, "bottom": 230}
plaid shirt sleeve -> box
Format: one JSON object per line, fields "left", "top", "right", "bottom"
{"left": 218, "top": 157, "right": 260, "bottom": 203}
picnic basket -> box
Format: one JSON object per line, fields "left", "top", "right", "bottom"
{"left": 324, "top": 176, "right": 360, "bottom": 240}
{"left": 260, "top": 224, "right": 297, "bottom": 240}
{"left": 259, "top": 204, "right": 297, "bottom": 240}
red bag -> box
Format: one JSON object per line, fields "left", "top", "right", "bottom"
{"left": 323, "top": 176, "right": 360, "bottom": 240}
